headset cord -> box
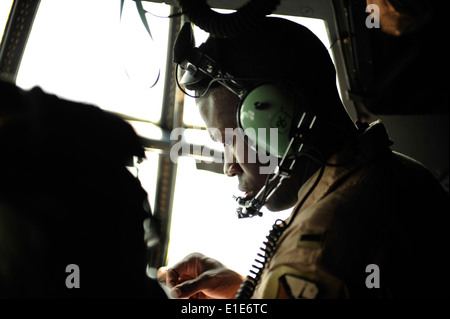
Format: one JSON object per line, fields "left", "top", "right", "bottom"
{"left": 235, "top": 158, "right": 326, "bottom": 299}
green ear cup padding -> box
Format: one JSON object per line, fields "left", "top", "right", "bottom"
{"left": 239, "top": 84, "right": 294, "bottom": 158}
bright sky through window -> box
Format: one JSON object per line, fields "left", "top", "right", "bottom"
{"left": 0, "top": 1, "right": 13, "bottom": 35}
{"left": 16, "top": 0, "right": 170, "bottom": 124}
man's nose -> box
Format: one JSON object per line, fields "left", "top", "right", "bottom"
{"left": 223, "top": 145, "right": 241, "bottom": 177}
{"left": 223, "top": 162, "right": 242, "bottom": 177}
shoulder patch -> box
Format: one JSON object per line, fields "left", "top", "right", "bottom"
{"left": 257, "top": 266, "right": 321, "bottom": 299}
{"left": 255, "top": 265, "right": 347, "bottom": 299}
{"left": 281, "top": 274, "right": 319, "bottom": 299}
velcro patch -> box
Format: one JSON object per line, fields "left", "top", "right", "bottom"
{"left": 297, "top": 230, "right": 326, "bottom": 249}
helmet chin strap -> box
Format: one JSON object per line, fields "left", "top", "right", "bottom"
{"left": 233, "top": 112, "right": 317, "bottom": 218}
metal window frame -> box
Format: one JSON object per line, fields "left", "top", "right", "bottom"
{"left": 0, "top": 0, "right": 40, "bottom": 83}
{"left": 147, "top": 7, "right": 183, "bottom": 269}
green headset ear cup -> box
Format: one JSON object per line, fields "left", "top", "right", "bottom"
{"left": 238, "top": 84, "right": 294, "bottom": 158}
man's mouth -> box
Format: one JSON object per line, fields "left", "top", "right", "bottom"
{"left": 239, "top": 189, "right": 254, "bottom": 199}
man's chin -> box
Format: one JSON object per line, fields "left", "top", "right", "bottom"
{"left": 265, "top": 206, "right": 287, "bottom": 212}
{"left": 264, "top": 195, "right": 297, "bottom": 212}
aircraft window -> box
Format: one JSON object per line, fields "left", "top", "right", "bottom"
{"left": 136, "top": 150, "right": 160, "bottom": 212}
{"left": 15, "top": 0, "right": 170, "bottom": 213}
{"left": 16, "top": 0, "right": 170, "bottom": 124}
{"left": 126, "top": 120, "right": 163, "bottom": 211}
{"left": 0, "top": 1, "right": 13, "bottom": 35}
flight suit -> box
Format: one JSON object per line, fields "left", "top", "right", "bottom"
{"left": 253, "top": 120, "right": 449, "bottom": 299}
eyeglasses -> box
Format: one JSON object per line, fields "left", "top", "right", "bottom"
{"left": 175, "top": 64, "right": 250, "bottom": 99}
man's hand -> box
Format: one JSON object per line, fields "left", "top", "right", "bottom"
{"left": 157, "top": 252, "right": 244, "bottom": 299}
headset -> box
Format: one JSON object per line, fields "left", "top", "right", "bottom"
{"left": 173, "top": 22, "right": 319, "bottom": 218}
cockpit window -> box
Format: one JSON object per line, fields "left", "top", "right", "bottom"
{"left": 0, "top": 1, "right": 13, "bottom": 35}
{"left": 16, "top": 0, "right": 170, "bottom": 124}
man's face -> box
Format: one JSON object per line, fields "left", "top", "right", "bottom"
{"left": 196, "top": 87, "right": 300, "bottom": 212}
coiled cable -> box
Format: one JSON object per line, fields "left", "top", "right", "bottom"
{"left": 235, "top": 218, "right": 287, "bottom": 299}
